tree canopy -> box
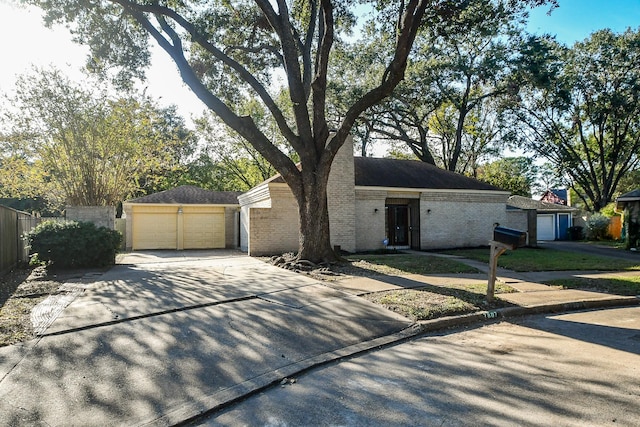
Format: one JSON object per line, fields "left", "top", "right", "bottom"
{"left": 23, "top": 0, "right": 556, "bottom": 261}
{"left": 476, "top": 156, "right": 537, "bottom": 196}
{"left": 0, "top": 68, "right": 195, "bottom": 210}
{"left": 506, "top": 28, "right": 640, "bottom": 211}
{"left": 327, "top": 0, "right": 542, "bottom": 172}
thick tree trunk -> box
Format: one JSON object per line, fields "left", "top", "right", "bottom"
{"left": 294, "top": 165, "right": 337, "bottom": 264}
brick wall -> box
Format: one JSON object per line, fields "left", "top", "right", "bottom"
{"left": 327, "top": 135, "right": 356, "bottom": 252}
{"left": 239, "top": 136, "right": 356, "bottom": 255}
{"left": 419, "top": 191, "right": 509, "bottom": 249}
{"left": 66, "top": 206, "right": 116, "bottom": 230}
{"left": 245, "top": 185, "right": 300, "bottom": 256}
{"left": 224, "top": 207, "right": 239, "bottom": 248}
{"left": 354, "top": 189, "right": 387, "bottom": 251}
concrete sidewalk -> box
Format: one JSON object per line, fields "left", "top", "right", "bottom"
{"left": 0, "top": 250, "right": 637, "bottom": 427}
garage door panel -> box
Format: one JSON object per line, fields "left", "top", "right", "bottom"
{"left": 537, "top": 214, "right": 555, "bottom": 241}
{"left": 131, "top": 205, "right": 227, "bottom": 250}
{"left": 133, "top": 211, "right": 177, "bottom": 250}
{"left": 183, "top": 210, "right": 225, "bottom": 249}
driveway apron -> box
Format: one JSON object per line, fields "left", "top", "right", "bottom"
{"left": 0, "top": 251, "right": 411, "bottom": 427}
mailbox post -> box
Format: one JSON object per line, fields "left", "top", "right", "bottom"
{"left": 487, "top": 226, "right": 527, "bottom": 301}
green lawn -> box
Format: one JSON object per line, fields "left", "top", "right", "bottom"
{"left": 546, "top": 276, "right": 640, "bottom": 296}
{"left": 440, "top": 247, "right": 640, "bottom": 272}
{"left": 346, "top": 254, "right": 479, "bottom": 275}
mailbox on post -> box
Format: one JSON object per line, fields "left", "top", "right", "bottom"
{"left": 487, "top": 226, "right": 527, "bottom": 302}
{"left": 493, "top": 226, "right": 527, "bottom": 249}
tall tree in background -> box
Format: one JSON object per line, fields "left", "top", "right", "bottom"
{"left": 416, "top": 0, "right": 535, "bottom": 172}
{"left": 327, "top": 0, "right": 540, "bottom": 170}
{"left": 476, "top": 156, "right": 537, "bottom": 196}
{"left": 26, "top": 0, "right": 554, "bottom": 262}
{"left": 1, "top": 68, "right": 195, "bottom": 208}
{"left": 192, "top": 99, "right": 292, "bottom": 191}
{"left": 508, "top": 29, "right": 640, "bottom": 211}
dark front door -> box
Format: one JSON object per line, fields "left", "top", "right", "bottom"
{"left": 388, "top": 205, "right": 409, "bottom": 245}
{"left": 409, "top": 199, "right": 420, "bottom": 249}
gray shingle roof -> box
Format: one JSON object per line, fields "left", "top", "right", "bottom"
{"left": 617, "top": 189, "right": 640, "bottom": 201}
{"left": 507, "top": 195, "right": 578, "bottom": 212}
{"left": 126, "top": 186, "right": 241, "bottom": 205}
{"left": 354, "top": 157, "right": 503, "bottom": 191}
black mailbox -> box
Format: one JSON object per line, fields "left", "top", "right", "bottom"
{"left": 493, "top": 226, "right": 527, "bottom": 248}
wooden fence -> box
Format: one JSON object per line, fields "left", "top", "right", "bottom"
{"left": 0, "top": 205, "right": 39, "bottom": 275}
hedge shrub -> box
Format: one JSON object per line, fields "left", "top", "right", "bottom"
{"left": 586, "top": 213, "right": 610, "bottom": 240}
{"left": 28, "top": 220, "right": 122, "bottom": 268}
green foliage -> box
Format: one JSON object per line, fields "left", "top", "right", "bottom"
{"left": 2, "top": 68, "right": 196, "bottom": 208}
{"left": 507, "top": 29, "right": 640, "bottom": 211}
{"left": 617, "top": 169, "right": 640, "bottom": 195}
{"left": 600, "top": 202, "right": 620, "bottom": 218}
{"left": 28, "top": 220, "right": 121, "bottom": 268}
{"left": 328, "top": 0, "right": 535, "bottom": 170}
{"left": 191, "top": 106, "right": 289, "bottom": 191}
{"left": 23, "top": 0, "right": 558, "bottom": 263}
{"left": 476, "top": 157, "right": 537, "bottom": 196}
{"left": 626, "top": 211, "right": 640, "bottom": 250}
{"left": 586, "top": 213, "right": 611, "bottom": 240}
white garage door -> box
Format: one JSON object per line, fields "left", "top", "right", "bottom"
{"left": 182, "top": 206, "right": 225, "bottom": 249}
{"left": 132, "top": 205, "right": 226, "bottom": 250}
{"left": 537, "top": 214, "right": 555, "bottom": 241}
{"left": 133, "top": 206, "right": 178, "bottom": 250}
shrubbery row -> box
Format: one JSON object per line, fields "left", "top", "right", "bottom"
{"left": 28, "top": 220, "right": 122, "bottom": 267}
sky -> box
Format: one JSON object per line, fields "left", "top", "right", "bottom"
{"left": 0, "top": 0, "right": 639, "bottom": 123}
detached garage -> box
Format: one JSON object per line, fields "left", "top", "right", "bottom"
{"left": 507, "top": 195, "right": 579, "bottom": 241}
{"left": 122, "top": 186, "right": 241, "bottom": 251}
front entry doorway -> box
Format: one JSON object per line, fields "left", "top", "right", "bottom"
{"left": 386, "top": 199, "right": 420, "bottom": 249}
{"left": 387, "top": 204, "right": 409, "bottom": 246}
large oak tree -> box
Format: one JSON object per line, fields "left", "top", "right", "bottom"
{"left": 25, "top": 0, "right": 554, "bottom": 262}
{"left": 507, "top": 29, "right": 640, "bottom": 211}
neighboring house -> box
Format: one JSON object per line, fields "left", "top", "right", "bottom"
{"left": 540, "top": 189, "right": 569, "bottom": 205}
{"left": 122, "top": 186, "right": 241, "bottom": 251}
{"left": 507, "top": 195, "right": 579, "bottom": 241}
{"left": 239, "top": 138, "right": 511, "bottom": 256}
{"left": 616, "top": 189, "right": 640, "bottom": 249}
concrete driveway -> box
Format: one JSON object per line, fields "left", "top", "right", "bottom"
{"left": 0, "top": 250, "right": 411, "bottom": 427}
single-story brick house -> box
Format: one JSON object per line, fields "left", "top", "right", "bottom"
{"left": 122, "top": 186, "right": 242, "bottom": 251}
{"left": 239, "top": 139, "right": 512, "bottom": 256}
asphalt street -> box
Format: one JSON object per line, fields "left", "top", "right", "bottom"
{"left": 194, "top": 306, "right": 640, "bottom": 427}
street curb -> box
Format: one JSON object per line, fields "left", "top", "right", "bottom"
{"left": 140, "top": 295, "right": 640, "bottom": 427}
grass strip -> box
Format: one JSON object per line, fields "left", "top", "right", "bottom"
{"left": 346, "top": 254, "right": 479, "bottom": 275}
{"left": 546, "top": 275, "right": 640, "bottom": 296}
{"left": 362, "top": 282, "right": 515, "bottom": 321}
{"left": 440, "top": 247, "right": 640, "bottom": 272}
